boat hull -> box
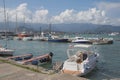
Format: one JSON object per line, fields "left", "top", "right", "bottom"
{"left": 62, "top": 60, "right": 97, "bottom": 76}
{"left": 72, "top": 41, "right": 92, "bottom": 44}
{"left": 93, "top": 40, "right": 113, "bottom": 45}
{"left": 48, "top": 39, "right": 68, "bottom": 42}
{"left": 0, "top": 51, "right": 13, "bottom": 56}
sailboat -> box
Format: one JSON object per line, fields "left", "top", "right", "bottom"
{"left": 0, "top": 0, "right": 14, "bottom": 56}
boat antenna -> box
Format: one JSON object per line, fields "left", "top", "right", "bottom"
{"left": 49, "top": 23, "right": 51, "bottom": 34}
{"left": 15, "top": 11, "right": 18, "bottom": 33}
{"left": 39, "top": 26, "right": 41, "bottom": 36}
{"left": 3, "top": 0, "right": 6, "bottom": 26}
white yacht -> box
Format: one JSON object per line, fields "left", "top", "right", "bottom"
{"left": 71, "top": 37, "right": 92, "bottom": 44}
{"left": 62, "top": 44, "right": 99, "bottom": 76}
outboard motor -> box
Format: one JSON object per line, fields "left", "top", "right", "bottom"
{"left": 49, "top": 52, "right": 53, "bottom": 57}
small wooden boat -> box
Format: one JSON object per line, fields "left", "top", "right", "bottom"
{"left": 20, "top": 52, "right": 53, "bottom": 65}
{"left": 7, "top": 53, "right": 33, "bottom": 61}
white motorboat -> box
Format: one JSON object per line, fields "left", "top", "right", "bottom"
{"left": 0, "top": 47, "right": 14, "bottom": 56}
{"left": 22, "top": 37, "right": 33, "bottom": 41}
{"left": 62, "top": 44, "right": 99, "bottom": 76}
{"left": 109, "top": 32, "right": 119, "bottom": 36}
{"left": 39, "top": 32, "right": 48, "bottom": 41}
{"left": 71, "top": 37, "right": 92, "bottom": 44}
{"left": 33, "top": 36, "right": 40, "bottom": 41}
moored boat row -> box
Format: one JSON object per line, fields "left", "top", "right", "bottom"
{"left": 7, "top": 52, "right": 53, "bottom": 65}
{"left": 13, "top": 33, "right": 114, "bottom": 45}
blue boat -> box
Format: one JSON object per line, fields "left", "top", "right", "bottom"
{"left": 7, "top": 53, "right": 33, "bottom": 61}
{"left": 48, "top": 34, "right": 68, "bottom": 42}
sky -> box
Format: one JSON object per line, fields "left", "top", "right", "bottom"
{"left": 0, "top": 0, "right": 120, "bottom": 26}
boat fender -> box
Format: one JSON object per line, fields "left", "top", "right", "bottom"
{"left": 42, "top": 58, "right": 47, "bottom": 62}
{"left": 40, "top": 59, "right": 44, "bottom": 63}
{"left": 32, "top": 60, "right": 38, "bottom": 65}
{"left": 46, "top": 57, "right": 49, "bottom": 61}
{"left": 15, "top": 57, "right": 22, "bottom": 61}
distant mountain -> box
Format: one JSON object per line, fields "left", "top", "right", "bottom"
{"left": 49, "top": 23, "right": 120, "bottom": 33}
{"left": 94, "top": 25, "right": 120, "bottom": 33}
{"left": 0, "top": 22, "right": 120, "bottom": 33}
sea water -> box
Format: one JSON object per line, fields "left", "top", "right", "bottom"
{"left": 0, "top": 34, "right": 120, "bottom": 80}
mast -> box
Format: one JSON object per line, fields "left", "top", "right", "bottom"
{"left": 39, "top": 26, "right": 41, "bottom": 36}
{"left": 49, "top": 23, "right": 51, "bottom": 34}
{"left": 6, "top": 12, "right": 9, "bottom": 32}
{"left": 3, "top": 0, "right": 6, "bottom": 28}
{"left": 15, "top": 12, "right": 18, "bottom": 33}
{"left": 23, "top": 16, "right": 26, "bottom": 32}
{"left": 23, "top": 16, "right": 25, "bottom": 27}
{"left": 3, "top": 0, "right": 7, "bottom": 48}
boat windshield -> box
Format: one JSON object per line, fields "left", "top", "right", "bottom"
{"left": 67, "top": 45, "right": 94, "bottom": 58}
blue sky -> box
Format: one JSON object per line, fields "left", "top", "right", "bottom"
{"left": 1, "top": 0, "right": 96, "bottom": 14}
{"left": 0, "top": 0, "right": 120, "bottom": 25}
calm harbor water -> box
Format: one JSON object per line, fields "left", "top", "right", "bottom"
{"left": 0, "top": 34, "right": 120, "bottom": 80}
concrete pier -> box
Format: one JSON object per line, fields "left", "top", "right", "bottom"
{"left": 0, "top": 57, "right": 87, "bottom": 80}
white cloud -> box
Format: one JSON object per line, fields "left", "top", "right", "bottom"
{"left": 0, "top": 3, "right": 32, "bottom": 23}
{"left": 33, "top": 9, "right": 48, "bottom": 23}
{"left": 97, "top": 2, "right": 120, "bottom": 25}
{"left": 0, "top": 3, "right": 49, "bottom": 23}
{"left": 51, "top": 8, "right": 109, "bottom": 25}
{"left": 51, "top": 9, "right": 75, "bottom": 23}
{"left": 16, "top": 3, "right": 32, "bottom": 22}
{"left": 97, "top": 2, "right": 120, "bottom": 12}
{"left": 0, "top": 2, "right": 120, "bottom": 26}
{"left": 0, "top": 7, "right": 5, "bottom": 22}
